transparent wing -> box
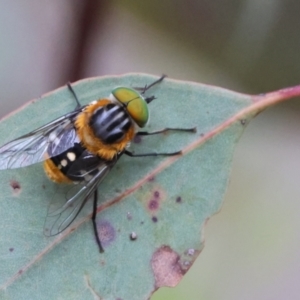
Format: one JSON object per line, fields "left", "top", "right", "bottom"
{"left": 44, "top": 155, "right": 119, "bottom": 236}
{"left": 0, "top": 109, "right": 82, "bottom": 169}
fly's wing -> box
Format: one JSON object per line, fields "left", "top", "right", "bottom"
{"left": 0, "top": 109, "right": 83, "bottom": 169}
{"left": 44, "top": 153, "right": 120, "bottom": 236}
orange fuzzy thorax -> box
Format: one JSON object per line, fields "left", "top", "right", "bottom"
{"left": 75, "top": 99, "right": 135, "bottom": 161}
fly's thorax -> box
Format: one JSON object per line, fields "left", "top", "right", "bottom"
{"left": 89, "top": 102, "right": 132, "bottom": 144}
{"left": 75, "top": 99, "right": 136, "bottom": 161}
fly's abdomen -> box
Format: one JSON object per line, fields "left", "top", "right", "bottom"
{"left": 44, "top": 143, "right": 84, "bottom": 183}
{"left": 44, "top": 142, "right": 104, "bottom": 183}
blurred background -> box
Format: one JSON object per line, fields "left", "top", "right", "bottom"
{"left": 1, "top": 1, "right": 300, "bottom": 299}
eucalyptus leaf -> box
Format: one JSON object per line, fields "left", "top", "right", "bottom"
{"left": 0, "top": 74, "right": 298, "bottom": 300}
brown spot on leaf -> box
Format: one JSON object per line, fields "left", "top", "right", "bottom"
{"left": 176, "top": 196, "right": 182, "bottom": 203}
{"left": 148, "top": 176, "right": 155, "bottom": 182}
{"left": 133, "top": 135, "right": 142, "bottom": 144}
{"left": 10, "top": 180, "right": 21, "bottom": 195}
{"left": 148, "top": 199, "right": 159, "bottom": 211}
{"left": 152, "top": 216, "right": 158, "bottom": 223}
{"left": 154, "top": 191, "right": 160, "bottom": 198}
{"left": 240, "top": 119, "right": 247, "bottom": 125}
{"left": 146, "top": 188, "right": 164, "bottom": 213}
{"left": 151, "top": 246, "right": 184, "bottom": 288}
{"left": 97, "top": 220, "right": 116, "bottom": 247}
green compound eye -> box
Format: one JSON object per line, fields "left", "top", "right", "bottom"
{"left": 112, "top": 87, "right": 149, "bottom": 127}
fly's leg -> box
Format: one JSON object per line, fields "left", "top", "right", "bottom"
{"left": 137, "top": 127, "right": 197, "bottom": 136}
{"left": 125, "top": 149, "right": 182, "bottom": 157}
{"left": 67, "top": 82, "right": 81, "bottom": 109}
{"left": 92, "top": 189, "right": 104, "bottom": 253}
{"left": 129, "top": 127, "right": 196, "bottom": 157}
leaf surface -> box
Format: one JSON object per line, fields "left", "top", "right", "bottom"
{"left": 0, "top": 74, "right": 298, "bottom": 300}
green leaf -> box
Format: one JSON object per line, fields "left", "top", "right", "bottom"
{"left": 0, "top": 74, "right": 299, "bottom": 300}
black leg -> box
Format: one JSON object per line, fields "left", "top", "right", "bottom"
{"left": 67, "top": 82, "right": 81, "bottom": 109}
{"left": 125, "top": 149, "right": 182, "bottom": 157}
{"left": 137, "top": 127, "right": 197, "bottom": 136}
{"left": 92, "top": 189, "right": 104, "bottom": 253}
{"left": 134, "top": 75, "right": 166, "bottom": 94}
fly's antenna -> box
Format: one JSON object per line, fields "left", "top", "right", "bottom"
{"left": 145, "top": 96, "right": 156, "bottom": 104}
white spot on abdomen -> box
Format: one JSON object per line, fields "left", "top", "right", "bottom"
{"left": 67, "top": 152, "right": 76, "bottom": 161}
{"left": 61, "top": 159, "right": 67, "bottom": 167}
